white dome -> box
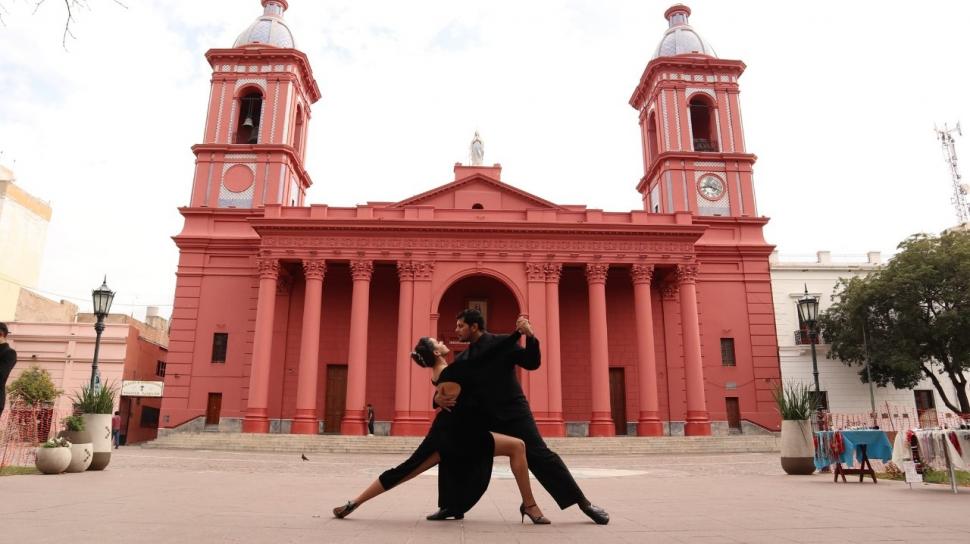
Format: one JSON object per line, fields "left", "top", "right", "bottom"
{"left": 653, "top": 5, "right": 717, "bottom": 59}
{"left": 234, "top": 1, "right": 295, "bottom": 49}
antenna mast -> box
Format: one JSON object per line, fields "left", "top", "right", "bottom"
{"left": 936, "top": 122, "right": 969, "bottom": 224}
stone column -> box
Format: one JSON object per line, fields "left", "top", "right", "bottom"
{"left": 340, "top": 260, "right": 374, "bottom": 435}
{"left": 542, "top": 263, "right": 565, "bottom": 437}
{"left": 523, "top": 263, "right": 548, "bottom": 403}
{"left": 243, "top": 257, "right": 280, "bottom": 433}
{"left": 631, "top": 264, "right": 663, "bottom": 436}
{"left": 291, "top": 259, "right": 326, "bottom": 435}
{"left": 408, "top": 262, "right": 435, "bottom": 433}
{"left": 391, "top": 261, "right": 419, "bottom": 435}
{"left": 677, "top": 264, "right": 711, "bottom": 436}
{"left": 585, "top": 263, "right": 615, "bottom": 437}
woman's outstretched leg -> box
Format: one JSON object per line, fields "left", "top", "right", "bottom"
{"left": 492, "top": 432, "right": 548, "bottom": 523}
{"left": 334, "top": 452, "right": 440, "bottom": 518}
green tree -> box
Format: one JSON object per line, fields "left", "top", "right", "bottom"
{"left": 6, "top": 366, "right": 63, "bottom": 406}
{"left": 818, "top": 230, "right": 970, "bottom": 414}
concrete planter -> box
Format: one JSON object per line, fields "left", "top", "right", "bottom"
{"left": 81, "top": 414, "right": 112, "bottom": 471}
{"left": 35, "top": 446, "right": 71, "bottom": 474}
{"left": 780, "top": 419, "right": 815, "bottom": 475}
{"left": 58, "top": 430, "right": 94, "bottom": 473}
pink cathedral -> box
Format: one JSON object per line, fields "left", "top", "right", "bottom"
{"left": 160, "top": 2, "right": 781, "bottom": 438}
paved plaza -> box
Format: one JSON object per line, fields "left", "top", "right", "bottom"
{"left": 2, "top": 446, "right": 968, "bottom": 543}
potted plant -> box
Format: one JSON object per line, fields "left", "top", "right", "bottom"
{"left": 71, "top": 382, "right": 117, "bottom": 471}
{"left": 6, "top": 366, "right": 62, "bottom": 442}
{"left": 35, "top": 436, "right": 72, "bottom": 474}
{"left": 772, "top": 381, "right": 817, "bottom": 475}
{"left": 58, "top": 415, "right": 93, "bottom": 473}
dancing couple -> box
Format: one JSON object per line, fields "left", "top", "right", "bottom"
{"left": 332, "top": 309, "right": 609, "bottom": 525}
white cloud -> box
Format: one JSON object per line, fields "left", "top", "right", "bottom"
{"left": 1, "top": 0, "right": 968, "bottom": 319}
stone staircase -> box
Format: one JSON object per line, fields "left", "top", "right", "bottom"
{"left": 143, "top": 432, "right": 779, "bottom": 455}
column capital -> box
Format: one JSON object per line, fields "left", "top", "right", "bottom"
{"left": 585, "top": 263, "right": 609, "bottom": 284}
{"left": 413, "top": 262, "right": 435, "bottom": 280}
{"left": 661, "top": 283, "right": 680, "bottom": 300}
{"left": 675, "top": 263, "right": 699, "bottom": 285}
{"left": 544, "top": 263, "right": 563, "bottom": 283}
{"left": 630, "top": 264, "right": 655, "bottom": 285}
{"left": 350, "top": 260, "right": 374, "bottom": 281}
{"left": 256, "top": 257, "right": 280, "bottom": 280}
{"left": 525, "top": 263, "right": 546, "bottom": 282}
{"left": 396, "top": 261, "right": 416, "bottom": 281}
{"left": 302, "top": 259, "right": 326, "bottom": 281}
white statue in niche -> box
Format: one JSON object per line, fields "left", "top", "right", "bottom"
{"left": 469, "top": 131, "right": 484, "bottom": 166}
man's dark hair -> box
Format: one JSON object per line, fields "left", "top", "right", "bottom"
{"left": 410, "top": 337, "right": 436, "bottom": 368}
{"left": 0, "top": 322, "right": 7, "bottom": 336}
{"left": 456, "top": 308, "right": 486, "bottom": 331}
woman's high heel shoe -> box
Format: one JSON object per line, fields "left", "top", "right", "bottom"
{"left": 520, "top": 503, "right": 551, "bottom": 525}
{"left": 333, "top": 500, "right": 359, "bottom": 519}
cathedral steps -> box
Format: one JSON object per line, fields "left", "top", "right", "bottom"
{"left": 142, "top": 433, "right": 780, "bottom": 455}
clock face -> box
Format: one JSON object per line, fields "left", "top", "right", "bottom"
{"left": 698, "top": 175, "right": 725, "bottom": 200}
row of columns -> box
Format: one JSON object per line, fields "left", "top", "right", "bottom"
{"left": 241, "top": 258, "right": 710, "bottom": 436}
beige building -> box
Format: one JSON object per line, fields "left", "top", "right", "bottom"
{"left": 771, "top": 250, "right": 963, "bottom": 428}
{"left": 0, "top": 164, "right": 52, "bottom": 321}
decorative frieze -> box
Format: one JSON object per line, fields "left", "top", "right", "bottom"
{"left": 261, "top": 236, "right": 694, "bottom": 254}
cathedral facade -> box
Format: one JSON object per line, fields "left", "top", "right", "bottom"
{"left": 160, "top": 2, "right": 781, "bottom": 438}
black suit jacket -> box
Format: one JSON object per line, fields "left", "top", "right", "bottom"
{"left": 452, "top": 331, "right": 541, "bottom": 422}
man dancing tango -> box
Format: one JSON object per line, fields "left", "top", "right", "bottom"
{"left": 429, "top": 309, "right": 609, "bottom": 524}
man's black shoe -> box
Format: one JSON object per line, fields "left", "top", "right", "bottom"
{"left": 579, "top": 503, "right": 609, "bottom": 525}
{"left": 426, "top": 508, "right": 464, "bottom": 521}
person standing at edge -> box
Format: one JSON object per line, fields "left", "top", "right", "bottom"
{"left": 112, "top": 411, "right": 122, "bottom": 448}
{"left": 0, "top": 322, "right": 16, "bottom": 419}
{"left": 430, "top": 309, "right": 610, "bottom": 525}
{"left": 366, "top": 403, "right": 376, "bottom": 436}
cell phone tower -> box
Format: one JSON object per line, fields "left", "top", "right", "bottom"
{"left": 935, "top": 122, "right": 969, "bottom": 224}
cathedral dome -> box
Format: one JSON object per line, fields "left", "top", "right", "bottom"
{"left": 652, "top": 5, "right": 717, "bottom": 59}
{"left": 234, "top": 0, "right": 295, "bottom": 49}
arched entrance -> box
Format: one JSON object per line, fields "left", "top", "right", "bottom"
{"left": 435, "top": 274, "right": 521, "bottom": 352}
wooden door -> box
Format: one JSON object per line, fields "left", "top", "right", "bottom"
{"left": 324, "top": 365, "right": 348, "bottom": 433}
{"left": 725, "top": 397, "right": 741, "bottom": 433}
{"left": 609, "top": 368, "right": 627, "bottom": 435}
{"left": 914, "top": 390, "right": 938, "bottom": 428}
{"left": 205, "top": 393, "right": 222, "bottom": 425}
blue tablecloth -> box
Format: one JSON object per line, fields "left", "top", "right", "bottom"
{"left": 814, "top": 430, "right": 893, "bottom": 470}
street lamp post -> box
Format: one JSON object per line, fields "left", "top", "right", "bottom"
{"left": 797, "top": 285, "right": 821, "bottom": 391}
{"left": 89, "top": 277, "right": 116, "bottom": 391}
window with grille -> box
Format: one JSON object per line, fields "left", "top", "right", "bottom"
{"left": 211, "top": 333, "right": 228, "bottom": 364}
{"left": 720, "top": 338, "right": 736, "bottom": 366}
{"left": 156, "top": 360, "right": 166, "bottom": 377}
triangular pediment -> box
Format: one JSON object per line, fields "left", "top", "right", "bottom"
{"left": 390, "top": 174, "right": 563, "bottom": 211}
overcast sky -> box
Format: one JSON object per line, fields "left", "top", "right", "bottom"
{"left": 1, "top": 0, "right": 968, "bottom": 319}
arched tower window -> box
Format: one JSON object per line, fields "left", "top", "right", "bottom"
{"left": 293, "top": 105, "right": 305, "bottom": 158}
{"left": 688, "top": 95, "right": 718, "bottom": 152}
{"left": 235, "top": 90, "right": 263, "bottom": 144}
{"left": 646, "top": 111, "right": 660, "bottom": 164}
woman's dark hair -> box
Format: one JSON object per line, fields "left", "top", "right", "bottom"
{"left": 456, "top": 308, "right": 485, "bottom": 331}
{"left": 410, "top": 337, "right": 436, "bottom": 368}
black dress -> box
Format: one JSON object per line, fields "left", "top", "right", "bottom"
{"left": 433, "top": 357, "right": 496, "bottom": 515}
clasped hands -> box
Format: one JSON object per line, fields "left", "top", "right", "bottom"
{"left": 434, "top": 316, "right": 534, "bottom": 411}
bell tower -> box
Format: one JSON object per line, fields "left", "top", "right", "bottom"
{"left": 630, "top": 4, "right": 757, "bottom": 218}
{"left": 187, "top": 0, "right": 321, "bottom": 209}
